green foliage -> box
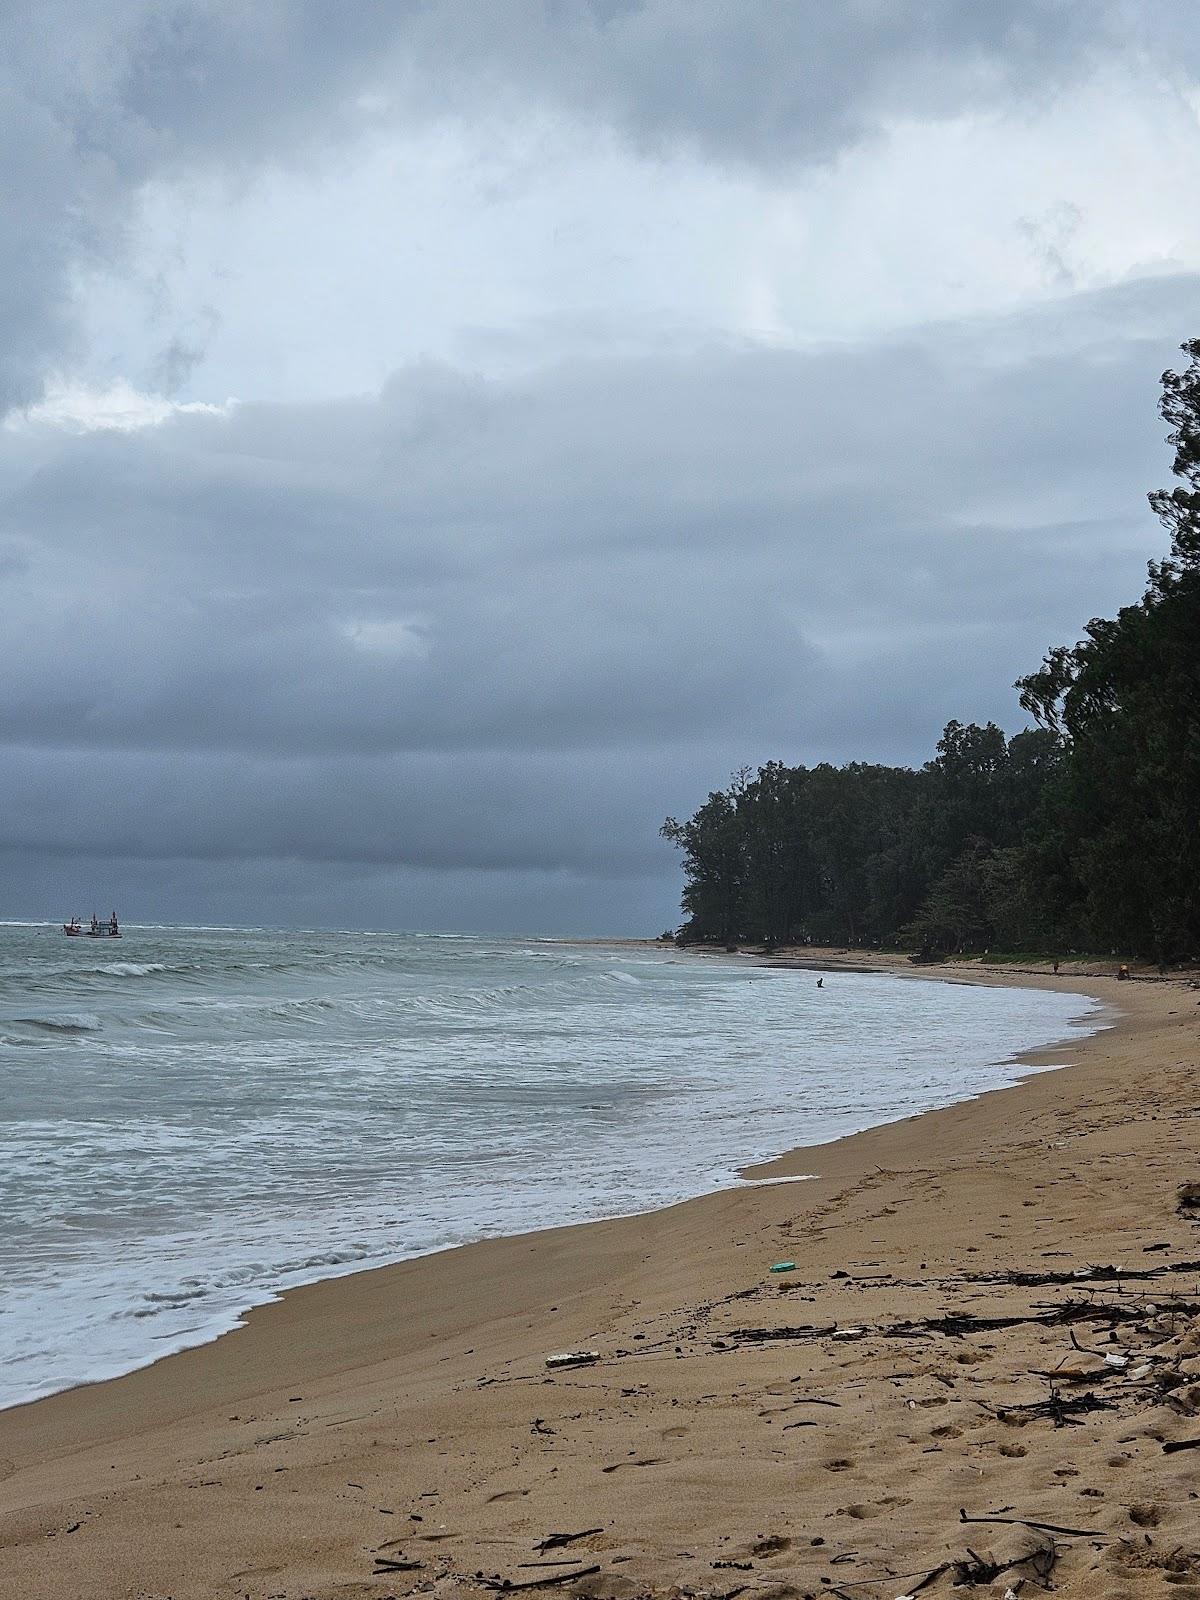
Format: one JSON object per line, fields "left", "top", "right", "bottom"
{"left": 1016, "top": 338, "right": 1200, "bottom": 964}
{"left": 662, "top": 727, "right": 1063, "bottom": 953}
{"left": 665, "top": 343, "right": 1200, "bottom": 963}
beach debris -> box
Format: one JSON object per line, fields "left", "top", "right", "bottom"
{"left": 726, "top": 1293, "right": 1200, "bottom": 1353}
{"left": 1161, "top": 1435, "right": 1200, "bottom": 1453}
{"left": 729, "top": 1323, "right": 837, "bottom": 1343}
{"left": 973, "top": 1262, "right": 1178, "bottom": 1287}
{"left": 373, "top": 1556, "right": 424, "bottom": 1573}
{"left": 544, "top": 1350, "right": 599, "bottom": 1370}
{"left": 479, "top": 1563, "right": 601, "bottom": 1590}
{"left": 534, "top": 1528, "right": 604, "bottom": 1552}
{"left": 1031, "top": 1357, "right": 1122, "bottom": 1385}
{"left": 999, "top": 1386, "right": 1117, "bottom": 1428}
{"left": 959, "top": 1507, "right": 1105, "bottom": 1540}
{"left": 519, "top": 1560, "right": 594, "bottom": 1570}
{"left": 769, "top": 1261, "right": 796, "bottom": 1273}
{"left": 953, "top": 1533, "right": 1056, "bottom": 1589}
{"left": 1178, "top": 1181, "right": 1200, "bottom": 1218}
{"left": 815, "top": 1563, "right": 946, "bottom": 1594}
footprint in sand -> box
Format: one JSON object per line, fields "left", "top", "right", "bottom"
{"left": 752, "top": 1535, "right": 791, "bottom": 1556}
{"left": 486, "top": 1489, "right": 529, "bottom": 1504}
{"left": 997, "top": 1442, "right": 1027, "bottom": 1458}
{"left": 661, "top": 1425, "right": 688, "bottom": 1438}
{"left": 823, "top": 1458, "right": 854, "bottom": 1472}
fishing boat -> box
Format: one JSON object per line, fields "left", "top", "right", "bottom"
{"left": 62, "top": 913, "right": 120, "bottom": 937}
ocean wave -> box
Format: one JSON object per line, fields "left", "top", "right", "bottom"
{"left": 96, "top": 962, "right": 167, "bottom": 978}
{"left": 12, "top": 1012, "right": 102, "bottom": 1034}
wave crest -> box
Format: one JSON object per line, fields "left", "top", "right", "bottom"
{"left": 13, "top": 1012, "right": 102, "bottom": 1034}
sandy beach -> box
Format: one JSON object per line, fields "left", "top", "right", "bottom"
{"left": 2, "top": 956, "right": 1198, "bottom": 1600}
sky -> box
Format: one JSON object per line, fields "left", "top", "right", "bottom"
{"left": 3, "top": 2, "right": 1200, "bottom": 935}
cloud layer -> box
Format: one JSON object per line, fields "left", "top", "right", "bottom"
{"left": 6, "top": 1, "right": 1190, "bottom": 404}
{"left": 5, "top": 274, "right": 1197, "bottom": 926}
{"left": 3, "top": 5, "right": 1199, "bottom": 929}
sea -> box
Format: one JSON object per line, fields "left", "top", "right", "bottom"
{"left": 0, "top": 923, "right": 1102, "bottom": 1410}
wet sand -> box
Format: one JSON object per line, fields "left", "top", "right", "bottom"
{"left": 2, "top": 958, "right": 1199, "bottom": 1599}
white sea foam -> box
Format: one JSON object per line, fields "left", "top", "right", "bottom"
{"left": 0, "top": 926, "right": 1102, "bottom": 1409}
{"left": 12, "top": 1010, "right": 102, "bottom": 1033}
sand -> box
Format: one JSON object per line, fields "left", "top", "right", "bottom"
{"left": 2, "top": 956, "right": 1199, "bottom": 1600}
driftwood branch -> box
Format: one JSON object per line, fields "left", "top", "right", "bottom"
{"left": 959, "top": 1507, "right": 1105, "bottom": 1539}
{"left": 480, "top": 1563, "right": 601, "bottom": 1591}
{"left": 534, "top": 1528, "right": 604, "bottom": 1553}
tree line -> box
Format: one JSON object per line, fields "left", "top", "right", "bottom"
{"left": 662, "top": 342, "right": 1200, "bottom": 965}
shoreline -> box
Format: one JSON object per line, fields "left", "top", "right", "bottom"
{"left": 2, "top": 959, "right": 1197, "bottom": 1598}
{"left": 1, "top": 950, "right": 1100, "bottom": 1415}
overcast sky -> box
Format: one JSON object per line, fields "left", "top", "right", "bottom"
{"left": 4, "top": 2, "right": 1200, "bottom": 934}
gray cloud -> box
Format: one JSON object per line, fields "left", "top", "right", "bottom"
{"left": 0, "top": 0, "right": 407, "bottom": 407}
{"left": 1, "top": 1, "right": 1189, "bottom": 410}
{"left": 395, "top": 0, "right": 1112, "bottom": 164}
{"left": 2, "top": 274, "right": 1196, "bottom": 927}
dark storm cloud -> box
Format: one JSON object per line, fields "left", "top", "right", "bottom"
{"left": 0, "top": 0, "right": 1184, "bottom": 409}
{"left": 3, "top": 273, "right": 1197, "bottom": 914}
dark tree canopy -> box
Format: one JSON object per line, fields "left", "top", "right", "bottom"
{"left": 664, "top": 343, "right": 1200, "bottom": 964}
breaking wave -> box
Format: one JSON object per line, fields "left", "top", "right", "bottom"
{"left": 12, "top": 1012, "right": 102, "bottom": 1034}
